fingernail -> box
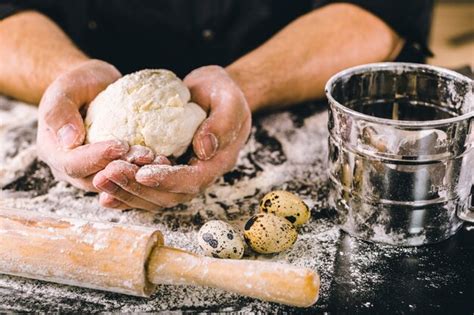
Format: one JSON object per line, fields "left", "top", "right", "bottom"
{"left": 110, "top": 173, "right": 128, "bottom": 186}
{"left": 97, "top": 178, "right": 119, "bottom": 193}
{"left": 106, "top": 197, "right": 122, "bottom": 208}
{"left": 99, "top": 192, "right": 121, "bottom": 207}
{"left": 152, "top": 155, "right": 171, "bottom": 165}
{"left": 57, "top": 124, "right": 79, "bottom": 148}
{"left": 136, "top": 166, "right": 161, "bottom": 187}
{"left": 107, "top": 141, "right": 129, "bottom": 159}
{"left": 199, "top": 133, "right": 218, "bottom": 160}
{"left": 125, "top": 145, "right": 155, "bottom": 165}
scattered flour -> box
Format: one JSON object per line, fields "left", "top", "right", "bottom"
{"left": 0, "top": 96, "right": 467, "bottom": 312}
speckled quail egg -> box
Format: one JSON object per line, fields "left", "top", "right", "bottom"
{"left": 259, "top": 190, "right": 310, "bottom": 227}
{"left": 198, "top": 220, "right": 245, "bottom": 259}
{"left": 243, "top": 213, "right": 297, "bottom": 254}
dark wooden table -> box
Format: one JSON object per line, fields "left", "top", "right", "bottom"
{"left": 0, "top": 67, "right": 473, "bottom": 313}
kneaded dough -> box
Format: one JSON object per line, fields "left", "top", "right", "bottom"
{"left": 85, "top": 69, "right": 206, "bottom": 157}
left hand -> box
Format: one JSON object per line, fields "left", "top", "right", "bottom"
{"left": 93, "top": 66, "right": 252, "bottom": 211}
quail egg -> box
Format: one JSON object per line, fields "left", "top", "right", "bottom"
{"left": 198, "top": 220, "right": 245, "bottom": 259}
{"left": 244, "top": 213, "right": 297, "bottom": 254}
{"left": 259, "top": 190, "right": 310, "bottom": 226}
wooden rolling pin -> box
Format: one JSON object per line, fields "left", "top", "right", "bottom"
{"left": 0, "top": 207, "right": 319, "bottom": 307}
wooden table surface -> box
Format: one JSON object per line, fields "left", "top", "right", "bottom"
{"left": 0, "top": 68, "right": 473, "bottom": 313}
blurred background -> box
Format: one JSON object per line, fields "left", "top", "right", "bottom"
{"left": 428, "top": 0, "right": 474, "bottom": 68}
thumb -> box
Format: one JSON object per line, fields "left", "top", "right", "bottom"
{"left": 192, "top": 94, "right": 250, "bottom": 161}
{"left": 39, "top": 87, "right": 86, "bottom": 149}
{"left": 39, "top": 59, "right": 121, "bottom": 150}
{"left": 192, "top": 118, "right": 220, "bottom": 161}
{"left": 185, "top": 65, "right": 250, "bottom": 161}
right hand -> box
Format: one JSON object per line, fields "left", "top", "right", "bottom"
{"left": 37, "top": 59, "right": 131, "bottom": 191}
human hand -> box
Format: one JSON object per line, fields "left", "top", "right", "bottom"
{"left": 37, "top": 59, "right": 133, "bottom": 191}
{"left": 94, "top": 65, "right": 252, "bottom": 211}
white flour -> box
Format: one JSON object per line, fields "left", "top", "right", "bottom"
{"left": 0, "top": 97, "right": 458, "bottom": 312}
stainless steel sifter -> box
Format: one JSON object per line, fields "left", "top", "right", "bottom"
{"left": 325, "top": 63, "right": 473, "bottom": 246}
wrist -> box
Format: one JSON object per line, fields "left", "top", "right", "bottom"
{"left": 226, "top": 64, "right": 264, "bottom": 113}
{"left": 52, "top": 53, "right": 90, "bottom": 79}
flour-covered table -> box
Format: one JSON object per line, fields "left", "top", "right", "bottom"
{"left": 0, "top": 94, "right": 473, "bottom": 313}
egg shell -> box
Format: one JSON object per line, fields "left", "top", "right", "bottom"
{"left": 197, "top": 220, "right": 245, "bottom": 259}
{"left": 259, "top": 190, "right": 310, "bottom": 226}
{"left": 243, "top": 213, "right": 297, "bottom": 254}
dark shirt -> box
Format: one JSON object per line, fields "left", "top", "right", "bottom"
{"left": 0, "top": 0, "right": 433, "bottom": 77}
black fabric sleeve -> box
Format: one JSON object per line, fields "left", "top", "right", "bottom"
{"left": 325, "top": 0, "right": 434, "bottom": 62}
{"left": 0, "top": 1, "right": 82, "bottom": 45}
{"left": 0, "top": 1, "right": 64, "bottom": 23}
{"left": 0, "top": 3, "right": 23, "bottom": 19}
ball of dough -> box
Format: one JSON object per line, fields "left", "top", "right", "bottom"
{"left": 85, "top": 69, "right": 206, "bottom": 157}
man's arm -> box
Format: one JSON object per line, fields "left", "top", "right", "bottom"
{"left": 0, "top": 11, "right": 88, "bottom": 104}
{"left": 0, "top": 10, "right": 247, "bottom": 211}
{"left": 104, "top": 4, "right": 406, "bottom": 210}
{"left": 0, "top": 11, "right": 129, "bottom": 193}
{"left": 226, "top": 3, "right": 404, "bottom": 112}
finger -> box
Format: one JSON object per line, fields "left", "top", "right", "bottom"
{"left": 192, "top": 104, "right": 249, "bottom": 161}
{"left": 59, "top": 140, "right": 129, "bottom": 178}
{"left": 136, "top": 117, "right": 250, "bottom": 194}
{"left": 99, "top": 192, "right": 130, "bottom": 210}
{"left": 184, "top": 68, "right": 250, "bottom": 160}
{"left": 136, "top": 164, "right": 205, "bottom": 194}
{"left": 100, "top": 160, "right": 192, "bottom": 208}
{"left": 93, "top": 171, "right": 160, "bottom": 211}
{"left": 51, "top": 168, "right": 98, "bottom": 192}
{"left": 123, "top": 145, "right": 155, "bottom": 166}
{"left": 152, "top": 155, "right": 172, "bottom": 165}
{"left": 68, "top": 175, "right": 98, "bottom": 192}
{"left": 38, "top": 60, "right": 121, "bottom": 149}
{"left": 39, "top": 88, "right": 87, "bottom": 149}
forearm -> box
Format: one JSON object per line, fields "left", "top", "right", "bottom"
{"left": 0, "top": 11, "right": 89, "bottom": 104}
{"left": 226, "top": 3, "right": 404, "bottom": 112}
